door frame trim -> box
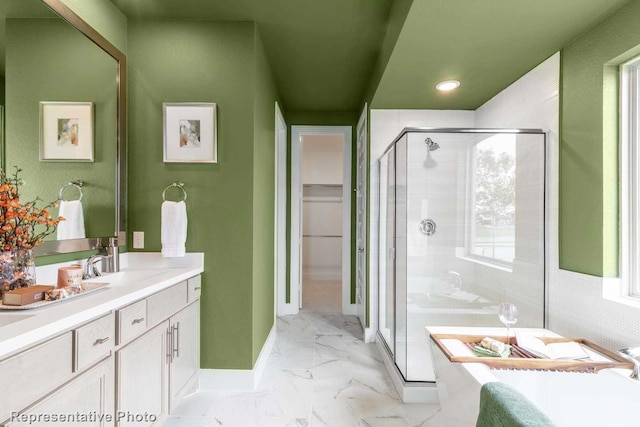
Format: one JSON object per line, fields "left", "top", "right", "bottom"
{"left": 356, "top": 103, "right": 369, "bottom": 328}
{"left": 275, "top": 103, "right": 288, "bottom": 316}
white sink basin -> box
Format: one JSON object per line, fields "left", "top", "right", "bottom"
{"left": 83, "top": 270, "right": 166, "bottom": 287}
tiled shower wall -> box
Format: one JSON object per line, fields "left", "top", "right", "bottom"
{"left": 473, "top": 55, "right": 556, "bottom": 328}
{"left": 370, "top": 51, "right": 640, "bottom": 352}
{"left": 477, "top": 52, "right": 640, "bottom": 351}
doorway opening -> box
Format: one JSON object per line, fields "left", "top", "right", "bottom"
{"left": 301, "top": 134, "right": 344, "bottom": 311}
{"left": 290, "top": 126, "right": 353, "bottom": 315}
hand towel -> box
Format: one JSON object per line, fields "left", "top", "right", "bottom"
{"left": 476, "top": 382, "right": 556, "bottom": 427}
{"left": 161, "top": 200, "right": 187, "bottom": 257}
{"left": 57, "top": 200, "right": 86, "bottom": 240}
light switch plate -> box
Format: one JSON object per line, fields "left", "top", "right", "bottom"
{"left": 133, "top": 231, "right": 144, "bottom": 249}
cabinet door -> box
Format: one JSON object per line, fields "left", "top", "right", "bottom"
{"left": 0, "top": 332, "right": 73, "bottom": 423}
{"left": 169, "top": 301, "right": 199, "bottom": 413}
{"left": 6, "top": 357, "right": 114, "bottom": 427}
{"left": 116, "top": 321, "right": 169, "bottom": 427}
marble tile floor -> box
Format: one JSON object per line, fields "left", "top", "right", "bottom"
{"left": 164, "top": 310, "right": 443, "bottom": 426}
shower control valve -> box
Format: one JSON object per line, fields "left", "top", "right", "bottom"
{"left": 419, "top": 218, "right": 437, "bottom": 236}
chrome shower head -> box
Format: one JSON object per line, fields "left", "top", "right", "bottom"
{"left": 425, "top": 138, "right": 440, "bottom": 151}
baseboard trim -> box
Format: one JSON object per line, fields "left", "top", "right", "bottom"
{"left": 199, "top": 324, "right": 276, "bottom": 391}
{"left": 278, "top": 303, "right": 299, "bottom": 316}
{"left": 375, "top": 335, "right": 439, "bottom": 403}
{"left": 342, "top": 303, "right": 357, "bottom": 315}
{"left": 364, "top": 327, "right": 376, "bottom": 343}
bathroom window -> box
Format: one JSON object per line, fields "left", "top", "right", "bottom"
{"left": 467, "top": 134, "right": 516, "bottom": 265}
{"left": 621, "top": 56, "right": 640, "bottom": 297}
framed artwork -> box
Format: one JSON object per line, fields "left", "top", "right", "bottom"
{"left": 163, "top": 103, "right": 217, "bottom": 163}
{"left": 40, "top": 102, "right": 94, "bottom": 162}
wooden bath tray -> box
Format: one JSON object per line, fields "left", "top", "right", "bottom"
{"left": 430, "top": 333, "right": 634, "bottom": 373}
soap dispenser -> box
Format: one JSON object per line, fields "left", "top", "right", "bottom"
{"left": 102, "top": 237, "right": 120, "bottom": 273}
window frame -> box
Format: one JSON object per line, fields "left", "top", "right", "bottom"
{"left": 621, "top": 57, "right": 640, "bottom": 297}
{"left": 464, "top": 135, "right": 517, "bottom": 269}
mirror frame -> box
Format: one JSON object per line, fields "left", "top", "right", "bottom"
{"left": 33, "top": 0, "right": 127, "bottom": 255}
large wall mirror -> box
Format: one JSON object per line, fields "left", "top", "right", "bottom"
{"left": 0, "top": 0, "right": 126, "bottom": 256}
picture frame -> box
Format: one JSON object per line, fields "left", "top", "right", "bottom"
{"left": 163, "top": 102, "right": 217, "bottom": 163}
{"left": 40, "top": 101, "right": 94, "bottom": 162}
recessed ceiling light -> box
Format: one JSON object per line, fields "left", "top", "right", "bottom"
{"left": 436, "top": 80, "right": 460, "bottom": 91}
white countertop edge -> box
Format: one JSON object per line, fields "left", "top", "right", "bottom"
{"left": 0, "top": 252, "right": 204, "bottom": 360}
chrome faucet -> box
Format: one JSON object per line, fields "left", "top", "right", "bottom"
{"left": 84, "top": 254, "right": 112, "bottom": 279}
{"left": 618, "top": 347, "right": 640, "bottom": 379}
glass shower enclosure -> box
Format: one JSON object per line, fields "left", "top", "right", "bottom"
{"left": 378, "top": 128, "right": 546, "bottom": 382}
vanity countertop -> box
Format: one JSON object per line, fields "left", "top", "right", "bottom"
{"left": 0, "top": 252, "right": 204, "bottom": 360}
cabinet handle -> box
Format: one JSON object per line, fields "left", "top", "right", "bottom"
{"left": 166, "top": 327, "right": 173, "bottom": 362}
{"left": 194, "top": 287, "right": 201, "bottom": 291}
{"left": 132, "top": 317, "right": 145, "bottom": 325}
{"left": 94, "top": 337, "right": 110, "bottom": 345}
{"left": 172, "top": 322, "right": 180, "bottom": 359}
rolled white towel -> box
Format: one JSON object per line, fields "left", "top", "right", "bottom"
{"left": 161, "top": 201, "right": 187, "bottom": 257}
{"left": 57, "top": 200, "right": 86, "bottom": 240}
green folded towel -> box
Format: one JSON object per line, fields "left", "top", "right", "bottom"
{"left": 474, "top": 344, "right": 511, "bottom": 358}
{"left": 476, "top": 382, "right": 556, "bottom": 427}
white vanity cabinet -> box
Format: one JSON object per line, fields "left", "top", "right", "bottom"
{"left": 0, "top": 313, "right": 116, "bottom": 427}
{"left": 168, "top": 300, "right": 200, "bottom": 412}
{"left": 6, "top": 357, "right": 115, "bottom": 427}
{"left": 0, "top": 271, "right": 202, "bottom": 427}
{"left": 116, "top": 320, "right": 169, "bottom": 427}
{"left": 115, "top": 276, "right": 201, "bottom": 425}
{"left": 0, "top": 333, "right": 74, "bottom": 424}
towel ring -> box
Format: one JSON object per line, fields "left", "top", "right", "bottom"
{"left": 59, "top": 181, "right": 83, "bottom": 201}
{"left": 162, "top": 182, "right": 187, "bottom": 202}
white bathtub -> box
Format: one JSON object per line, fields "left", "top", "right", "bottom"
{"left": 491, "top": 368, "right": 637, "bottom": 426}
{"left": 428, "top": 326, "right": 638, "bottom": 427}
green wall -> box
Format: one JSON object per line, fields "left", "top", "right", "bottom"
{"left": 560, "top": 0, "right": 640, "bottom": 277}
{"left": 252, "top": 27, "right": 278, "bottom": 363}
{"left": 6, "top": 18, "right": 117, "bottom": 239}
{"left": 59, "top": 0, "right": 127, "bottom": 54}
{"left": 128, "top": 20, "right": 278, "bottom": 369}
{"left": 285, "top": 111, "right": 359, "bottom": 304}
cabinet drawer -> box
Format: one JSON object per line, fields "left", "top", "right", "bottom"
{"left": 74, "top": 313, "right": 115, "bottom": 372}
{"left": 147, "top": 282, "right": 187, "bottom": 327}
{"left": 117, "top": 299, "right": 148, "bottom": 345}
{"left": 5, "top": 357, "right": 114, "bottom": 427}
{"left": 187, "top": 275, "right": 201, "bottom": 303}
{"left": 0, "top": 332, "right": 73, "bottom": 422}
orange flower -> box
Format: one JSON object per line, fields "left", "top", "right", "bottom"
{"left": 0, "top": 167, "right": 61, "bottom": 250}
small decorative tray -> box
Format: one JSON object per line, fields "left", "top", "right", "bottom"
{"left": 0, "top": 282, "right": 110, "bottom": 310}
{"left": 430, "top": 333, "right": 634, "bottom": 373}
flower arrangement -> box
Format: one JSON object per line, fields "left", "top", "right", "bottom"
{"left": 0, "top": 167, "right": 64, "bottom": 299}
{"left": 0, "top": 167, "right": 63, "bottom": 250}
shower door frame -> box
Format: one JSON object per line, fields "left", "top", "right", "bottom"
{"left": 375, "top": 127, "right": 549, "bottom": 383}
